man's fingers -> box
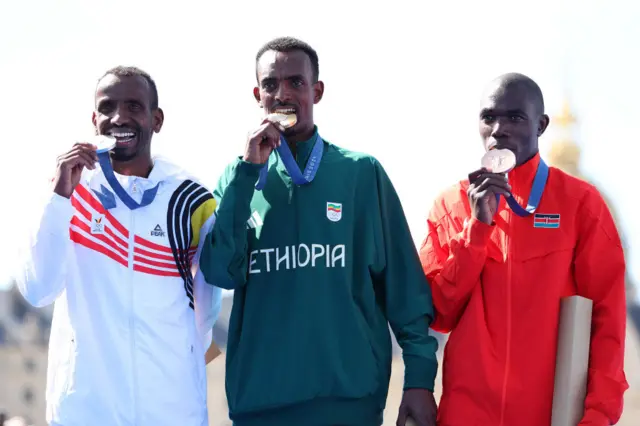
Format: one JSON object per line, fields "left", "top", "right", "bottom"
{"left": 261, "top": 125, "right": 282, "bottom": 148}
{"left": 476, "top": 176, "right": 511, "bottom": 192}
{"left": 71, "top": 155, "right": 94, "bottom": 171}
{"left": 61, "top": 145, "right": 94, "bottom": 158}
{"left": 476, "top": 186, "right": 510, "bottom": 200}
{"left": 396, "top": 405, "right": 408, "bottom": 426}
{"left": 475, "top": 172, "right": 508, "bottom": 183}
{"left": 71, "top": 150, "right": 95, "bottom": 167}
{"left": 414, "top": 415, "right": 428, "bottom": 426}
{"left": 77, "top": 144, "right": 99, "bottom": 162}
{"left": 262, "top": 116, "right": 287, "bottom": 132}
{"left": 59, "top": 151, "right": 96, "bottom": 171}
{"left": 77, "top": 152, "right": 97, "bottom": 170}
{"left": 259, "top": 119, "right": 283, "bottom": 134}
{"left": 470, "top": 171, "right": 507, "bottom": 184}
{"left": 253, "top": 122, "right": 281, "bottom": 144}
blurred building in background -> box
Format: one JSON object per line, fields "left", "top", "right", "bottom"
{"left": 0, "top": 286, "right": 51, "bottom": 425}
{"left": 546, "top": 98, "right": 640, "bottom": 326}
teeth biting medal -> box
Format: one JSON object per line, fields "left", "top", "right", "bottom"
{"left": 266, "top": 112, "right": 297, "bottom": 129}
{"left": 480, "top": 147, "right": 550, "bottom": 218}
{"left": 94, "top": 135, "right": 116, "bottom": 154}
{"left": 255, "top": 111, "right": 325, "bottom": 190}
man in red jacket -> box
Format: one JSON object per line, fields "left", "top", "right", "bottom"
{"left": 419, "top": 72, "right": 629, "bottom": 426}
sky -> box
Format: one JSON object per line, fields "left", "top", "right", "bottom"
{"left": 1, "top": 1, "right": 639, "bottom": 301}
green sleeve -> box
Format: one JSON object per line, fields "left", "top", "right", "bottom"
{"left": 369, "top": 159, "right": 439, "bottom": 391}
{"left": 200, "top": 158, "right": 262, "bottom": 289}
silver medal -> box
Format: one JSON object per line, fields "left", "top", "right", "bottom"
{"left": 94, "top": 135, "right": 116, "bottom": 153}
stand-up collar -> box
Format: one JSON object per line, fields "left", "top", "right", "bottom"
{"left": 509, "top": 152, "right": 541, "bottom": 192}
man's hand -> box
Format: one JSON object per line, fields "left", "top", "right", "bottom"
{"left": 204, "top": 342, "right": 221, "bottom": 364}
{"left": 53, "top": 142, "right": 98, "bottom": 198}
{"left": 243, "top": 119, "right": 285, "bottom": 165}
{"left": 396, "top": 388, "right": 437, "bottom": 426}
{"left": 467, "top": 168, "right": 511, "bottom": 225}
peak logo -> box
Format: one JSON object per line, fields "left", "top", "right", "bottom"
{"left": 151, "top": 224, "right": 165, "bottom": 237}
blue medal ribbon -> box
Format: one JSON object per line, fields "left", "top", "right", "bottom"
{"left": 96, "top": 149, "right": 159, "bottom": 210}
{"left": 255, "top": 132, "right": 324, "bottom": 190}
{"left": 498, "top": 158, "right": 549, "bottom": 217}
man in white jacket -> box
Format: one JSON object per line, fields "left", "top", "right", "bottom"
{"left": 16, "top": 66, "right": 222, "bottom": 426}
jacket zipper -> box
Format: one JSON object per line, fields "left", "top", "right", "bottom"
{"left": 128, "top": 210, "right": 138, "bottom": 422}
{"left": 499, "top": 193, "right": 514, "bottom": 426}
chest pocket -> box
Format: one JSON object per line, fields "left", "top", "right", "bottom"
{"left": 510, "top": 213, "right": 575, "bottom": 263}
{"left": 485, "top": 207, "right": 576, "bottom": 264}
{"left": 133, "top": 204, "right": 188, "bottom": 282}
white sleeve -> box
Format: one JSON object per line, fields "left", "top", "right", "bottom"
{"left": 191, "top": 212, "right": 223, "bottom": 347}
{"left": 15, "top": 192, "right": 75, "bottom": 307}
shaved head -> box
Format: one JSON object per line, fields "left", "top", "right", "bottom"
{"left": 483, "top": 73, "right": 545, "bottom": 116}
{"left": 478, "top": 73, "right": 550, "bottom": 165}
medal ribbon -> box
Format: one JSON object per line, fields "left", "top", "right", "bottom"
{"left": 498, "top": 158, "right": 549, "bottom": 217}
{"left": 255, "top": 133, "right": 324, "bottom": 190}
{"left": 96, "top": 148, "right": 159, "bottom": 210}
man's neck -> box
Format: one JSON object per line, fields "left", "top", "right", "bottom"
{"left": 285, "top": 125, "right": 316, "bottom": 158}
{"left": 112, "top": 157, "right": 153, "bottom": 178}
{"left": 516, "top": 150, "right": 539, "bottom": 168}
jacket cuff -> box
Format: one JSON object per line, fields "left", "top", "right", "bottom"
{"left": 225, "top": 159, "right": 264, "bottom": 198}
{"left": 464, "top": 217, "right": 493, "bottom": 247}
{"left": 236, "top": 158, "right": 264, "bottom": 177}
{"left": 403, "top": 355, "right": 437, "bottom": 392}
{"left": 43, "top": 192, "right": 75, "bottom": 237}
{"left": 578, "top": 408, "right": 609, "bottom": 426}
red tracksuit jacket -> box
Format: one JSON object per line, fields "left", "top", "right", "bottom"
{"left": 419, "top": 153, "right": 628, "bottom": 426}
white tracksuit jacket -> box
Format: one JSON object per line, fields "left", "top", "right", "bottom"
{"left": 16, "top": 156, "right": 222, "bottom": 426}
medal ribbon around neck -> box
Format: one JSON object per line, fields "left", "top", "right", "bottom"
{"left": 255, "top": 132, "right": 324, "bottom": 190}
{"left": 94, "top": 136, "right": 159, "bottom": 210}
{"left": 496, "top": 158, "right": 549, "bottom": 217}
{"left": 481, "top": 148, "right": 549, "bottom": 217}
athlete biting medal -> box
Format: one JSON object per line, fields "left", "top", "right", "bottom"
{"left": 470, "top": 143, "right": 549, "bottom": 217}
{"left": 255, "top": 110, "right": 324, "bottom": 190}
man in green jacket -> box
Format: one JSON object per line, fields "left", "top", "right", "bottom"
{"left": 200, "top": 37, "right": 438, "bottom": 426}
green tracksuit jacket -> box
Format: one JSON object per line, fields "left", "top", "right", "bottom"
{"left": 200, "top": 128, "right": 438, "bottom": 426}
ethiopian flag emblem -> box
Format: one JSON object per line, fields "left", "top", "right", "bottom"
{"left": 326, "top": 202, "right": 342, "bottom": 222}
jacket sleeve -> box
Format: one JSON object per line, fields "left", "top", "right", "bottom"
{"left": 16, "top": 192, "right": 75, "bottom": 307}
{"left": 190, "top": 196, "right": 223, "bottom": 361}
{"left": 575, "top": 188, "right": 629, "bottom": 426}
{"left": 199, "top": 159, "right": 263, "bottom": 290}
{"left": 369, "top": 159, "right": 439, "bottom": 391}
{"left": 418, "top": 195, "right": 493, "bottom": 332}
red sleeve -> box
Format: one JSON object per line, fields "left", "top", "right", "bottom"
{"left": 418, "top": 195, "right": 492, "bottom": 332}
{"left": 575, "top": 188, "right": 629, "bottom": 425}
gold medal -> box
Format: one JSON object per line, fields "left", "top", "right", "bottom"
{"left": 266, "top": 112, "right": 297, "bottom": 129}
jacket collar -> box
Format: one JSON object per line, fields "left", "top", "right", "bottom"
{"left": 509, "top": 152, "right": 541, "bottom": 193}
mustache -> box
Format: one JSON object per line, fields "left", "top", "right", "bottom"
{"left": 270, "top": 103, "right": 297, "bottom": 109}
{"left": 102, "top": 124, "right": 142, "bottom": 133}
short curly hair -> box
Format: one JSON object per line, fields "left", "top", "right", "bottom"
{"left": 97, "top": 66, "right": 159, "bottom": 109}
{"left": 255, "top": 37, "right": 319, "bottom": 82}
